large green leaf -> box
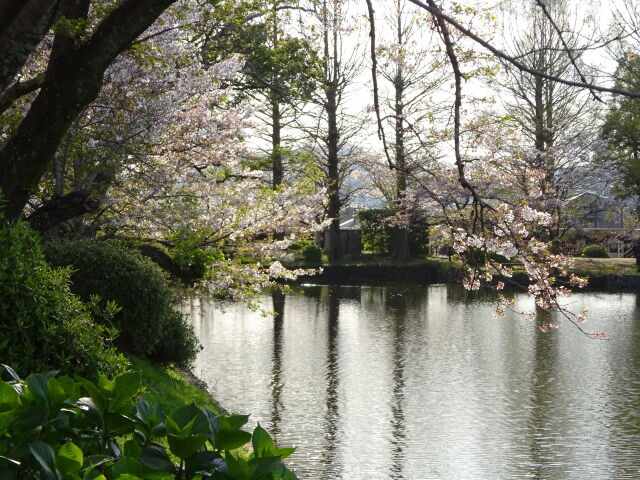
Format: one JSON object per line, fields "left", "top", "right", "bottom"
{"left": 28, "top": 442, "right": 61, "bottom": 480}
{"left": 56, "top": 442, "right": 83, "bottom": 477}
{"left": 251, "top": 425, "right": 275, "bottom": 458}
{"left": 139, "top": 445, "right": 175, "bottom": 474}
{"left": 0, "top": 381, "right": 19, "bottom": 411}
{"left": 167, "top": 432, "right": 208, "bottom": 460}
{"left": 247, "top": 456, "right": 284, "bottom": 479}
{"left": 221, "top": 414, "right": 249, "bottom": 431}
{"left": 0, "top": 411, "right": 14, "bottom": 436}
{"left": 185, "top": 451, "right": 222, "bottom": 476}
{"left": 76, "top": 397, "right": 104, "bottom": 428}
{"left": 112, "top": 373, "right": 141, "bottom": 411}
{"left": 27, "top": 375, "right": 50, "bottom": 411}
{"left": 47, "top": 378, "right": 68, "bottom": 408}
{"left": 223, "top": 452, "right": 254, "bottom": 480}
{"left": 13, "top": 406, "right": 46, "bottom": 433}
{"left": 214, "top": 429, "right": 252, "bottom": 451}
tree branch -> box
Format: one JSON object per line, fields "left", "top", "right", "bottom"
{"left": 408, "top": 0, "right": 640, "bottom": 99}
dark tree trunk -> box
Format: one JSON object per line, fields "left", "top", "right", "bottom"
{"left": 271, "top": 96, "right": 283, "bottom": 188}
{"left": 0, "top": 0, "right": 176, "bottom": 220}
{"left": 0, "top": 0, "right": 59, "bottom": 95}
{"left": 325, "top": 82, "right": 342, "bottom": 262}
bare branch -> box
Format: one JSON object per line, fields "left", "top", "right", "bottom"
{"left": 408, "top": 0, "right": 640, "bottom": 99}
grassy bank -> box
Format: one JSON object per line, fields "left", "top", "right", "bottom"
{"left": 128, "top": 355, "right": 223, "bottom": 414}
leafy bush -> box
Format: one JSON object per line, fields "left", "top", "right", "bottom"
{"left": 0, "top": 220, "right": 126, "bottom": 378}
{"left": 358, "top": 209, "right": 430, "bottom": 256}
{"left": 582, "top": 244, "right": 610, "bottom": 258}
{"left": 169, "top": 228, "right": 224, "bottom": 280}
{"left": 358, "top": 209, "right": 392, "bottom": 254}
{"left": 301, "top": 244, "right": 323, "bottom": 263}
{"left": 0, "top": 366, "right": 299, "bottom": 480}
{"left": 45, "top": 240, "right": 199, "bottom": 367}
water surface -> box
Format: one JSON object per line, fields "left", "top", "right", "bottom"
{"left": 185, "top": 285, "right": 640, "bottom": 479}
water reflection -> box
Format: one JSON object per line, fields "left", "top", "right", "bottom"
{"left": 321, "top": 287, "right": 341, "bottom": 478}
{"left": 270, "top": 289, "right": 285, "bottom": 438}
{"left": 188, "top": 285, "right": 640, "bottom": 479}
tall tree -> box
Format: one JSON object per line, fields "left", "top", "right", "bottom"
{"left": 498, "top": 0, "right": 600, "bottom": 245}
{"left": 302, "top": 0, "right": 364, "bottom": 262}
{"left": 371, "top": 0, "right": 446, "bottom": 260}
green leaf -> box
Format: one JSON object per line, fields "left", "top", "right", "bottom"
{"left": 214, "top": 429, "right": 252, "bottom": 451}
{"left": 247, "top": 456, "right": 284, "bottom": 478}
{"left": 56, "top": 442, "right": 83, "bottom": 476}
{"left": 29, "top": 442, "right": 61, "bottom": 480}
{"left": 222, "top": 414, "right": 250, "bottom": 431}
{"left": 251, "top": 424, "right": 275, "bottom": 458}
{"left": 112, "top": 456, "right": 145, "bottom": 477}
{"left": 185, "top": 451, "right": 222, "bottom": 476}
{"left": 112, "top": 373, "right": 141, "bottom": 410}
{"left": 27, "top": 374, "right": 51, "bottom": 411}
{"left": 167, "top": 432, "right": 208, "bottom": 460}
{"left": 0, "top": 380, "right": 19, "bottom": 411}
{"left": 47, "top": 378, "right": 68, "bottom": 407}
{"left": 13, "top": 406, "right": 46, "bottom": 433}
{"left": 76, "top": 397, "right": 104, "bottom": 428}
{"left": 139, "top": 445, "right": 175, "bottom": 474}
{"left": 223, "top": 452, "right": 254, "bottom": 480}
{"left": 124, "top": 439, "right": 143, "bottom": 458}
{"left": 0, "top": 411, "right": 14, "bottom": 436}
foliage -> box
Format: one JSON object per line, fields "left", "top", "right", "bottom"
{"left": 0, "top": 219, "right": 126, "bottom": 379}
{"left": 169, "top": 229, "right": 224, "bottom": 280}
{"left": 359, "top": 209, "right": 392, "bottom": 255}
{"left": 600, "top": 53, "right": 640, "bottom": 199}
{"left": 0, "top": 366, "right": 299, "bottom": 480}
{"left": 582, "top": 244, "right": 610, "bottom": 258}
{"left": 358, "top": 209, "right": 430, "bottom": 256}
{"left": 301, "top": 244, "right": 323, "bottom": 264}
{"left": 44, "top": 240, "right": 199, "bottom": 367}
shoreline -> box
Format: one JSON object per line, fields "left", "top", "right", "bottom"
{"left": 288, "top": 258, "right": 640, "bottom": 292}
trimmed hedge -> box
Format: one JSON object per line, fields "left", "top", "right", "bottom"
{"left": 582, "top": 244, "right": 610, "bottom": 258}
{"left": 45, "top": 240, "right": 199, "bottom": 367}
{"left": 0, "top": 220, "right": 127, "bottom": 378}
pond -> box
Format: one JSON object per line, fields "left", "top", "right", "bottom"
{"left": 184, "top": 284, "right": 640, "bottom": 479}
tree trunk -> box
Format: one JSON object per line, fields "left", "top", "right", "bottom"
{"left": 325, "top": 80, "right": 342, "bottom": 262}
{"left": 0, "top": 0, "right": 176, "bottom": 220}
{"left": 0, "top": 0, "right": 59, "bottom": 95}
{"left": 271, "top": 96, "right": 283, "bottom": 188}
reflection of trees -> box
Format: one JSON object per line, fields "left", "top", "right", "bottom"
{"left": 321, "top": 286, "right": 342, "bottom": 477}
{"left": 269, "top": 289, "right": 285, "bottom": 439}
{"left": 607, "top": 293, "right": 640, "bottom": 478}
{"left": 524, "top": 309, "right": 557, "bottom": 479}
{"left": 385, "top": 288, "right": 409, "bottom": 480}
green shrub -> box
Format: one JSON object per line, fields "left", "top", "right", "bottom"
{"left": 169, "top": 228, "right": 223, "bottom": 280}
{"left": 0, "top": 220, "right": 126, "bottom": 378}
{"left": 358, "top": 209, "right": 430, "bottom": 256}
{"left": 582, "top": 244, "right": 610, "bottom": 258}
{"left": 45, "top": 240, "right": 199, "bottom": 367}
{"left": 301, "top": 243, "right": 323, "bottom": 263}
{"left": 0, "top": 366, "right": 299, "bottom": 480}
